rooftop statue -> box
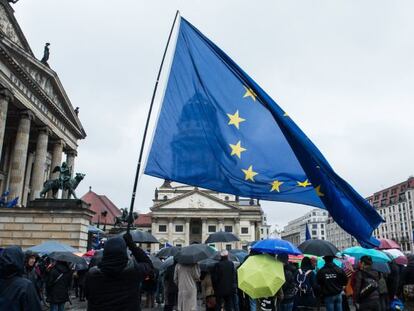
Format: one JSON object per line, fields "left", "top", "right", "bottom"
{"left": 40, "top": 43, "right": 50, "bottom": 64}
{"left": 39, "top": 162, "right": 85, "bottom": 199}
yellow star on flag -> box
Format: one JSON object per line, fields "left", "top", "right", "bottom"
{"left": 283, "top": 112, "right": 289, "bottom": 117}
{"left": 315, "top": 185, "right": 324, "bottom": 197}
{"left": 243, "top": 86, "right": 257, "bottom": 101}
{"left": 242, "top": 165, "right": 258, "bottom": 182}
{"left": 229, "top": 141, "right": 246, "bottom": 159}
{"left": 297, "top": 179, "right": 312, "bottom": 187}
{"left": 270, "top": 180, "right": 284, "bottom": 192}
{"left": 227, "top": 110, "right": 245, "bottom": 129}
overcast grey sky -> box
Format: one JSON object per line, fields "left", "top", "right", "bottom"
{"left": 15, "top": 0, "right": 414, "bottom": 228}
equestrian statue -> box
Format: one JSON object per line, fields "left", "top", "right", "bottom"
{"left": 39, "top": 162, "right": 85, "bottom": 199}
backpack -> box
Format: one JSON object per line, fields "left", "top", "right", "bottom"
{"left": 296, "top": 269, "right": 314, "bottom": 297}
{"left": 359, "top": 270, "right": 378, "bottom": 300}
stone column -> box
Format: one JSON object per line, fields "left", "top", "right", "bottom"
{"left": 21, "top": 152, "right": 34, "bottom": 206}
{"left": 218, "top": 218, "right": 224, "bottom": 231}
{"left": 0, "top": 87, "right": 13, "bottom": 162}
{"left": 62, "top": 149, "right": 77, "bottom": 199}
{"left": 30, "top": 127, "right": 50, "bottom": 200}
{"left": 250, "top": 221, "right": 256, "bottom": 241}
{"left": 47, "top": 140, "right": 64, "bottom": 198}
{"left": 168, "top": 218, "right": 173, "bottom": 244}
{"left": 185, "top": 218, "right": 190, "bottom": 246}
{"left": 151, "top": 217, "right": 158, "bottom": 253}
{"left": 235, "top": 218, "right": 241, "bottom": 248}
{"left": 49, "top": 140, "right": 64, "bottom": 179}
{"left": 201, "top": 219, "right": 207, "bottom": 243}
{"left": 9, "top": 111, "right": 33, "bottom": 205}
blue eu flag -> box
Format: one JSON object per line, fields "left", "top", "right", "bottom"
{"left": 145, "top": 17, "right": 383, "bottom": 247}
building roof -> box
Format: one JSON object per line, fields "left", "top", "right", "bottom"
{"left": 81, "top": 189, "right": 121, "bottom": 224}
{"left": 367, "top": 177, "right": 414, "bottom": 208}
{"left": 134, "top": 213, "right": 152, "bottom": 227}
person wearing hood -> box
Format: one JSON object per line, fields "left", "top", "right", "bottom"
{"left": 0, "top": 245, "right": 42, "bottom": 311}
{"left": 85, "top": 233, "right": 153, "bottom": 311}
{"left": 353, "top": 255, "right": 380, "bottom": 311}
{"left": 45, "top": 260, "right": 72, "bottom": 311}
{"left": 23, "top": 250, "right": 41, "bottom": 299}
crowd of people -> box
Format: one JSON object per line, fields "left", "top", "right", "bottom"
{"left": 1, "top": 235, "right": 414, "bottom": 311}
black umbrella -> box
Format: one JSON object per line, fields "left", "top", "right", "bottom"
{"left": 174, "top": 244, "right": 216, "bottom": 265}
{"left": 298, "top": 240, "right": 339, "bottom": 257}
{"left": 210, "top": 251, "right": 239, "bottom": 262}
{"left": 205, "top": 231, "right": 240, "bottom": 243}
{"left": 49, "top": 252, "right": 87, "bottom": 265}
{"left": 199, "top": 258, "right": 218, "bottom": 271}
{"left": 149, "top": 255, "right": 163, "bottom": 270}
{"left": 156, "top": 246, "right": 181, "bottom": 258}
{"left": 119, "top": 230, "right": 159, "bottom": 244}
{"left": 160, "top": 256, "right": 175, "bottom": 272}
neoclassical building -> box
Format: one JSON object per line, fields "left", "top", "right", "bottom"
{"left": 150, "top": 180, "right": 269, "bottom": 252}
{"left": 0, "top": 1, "right": 85, "bottom": 205}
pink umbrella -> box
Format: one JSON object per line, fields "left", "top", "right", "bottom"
{"left": 378, "top": 239, "right": 401, "bottom": 250}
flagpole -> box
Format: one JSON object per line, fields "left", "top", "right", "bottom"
{"left": 127, "top": 10, "right": 180, "bottom": 234}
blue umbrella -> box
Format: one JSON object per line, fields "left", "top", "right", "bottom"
{"left": 251, "top": 239, "right": 302, "bottom": 255}
{"left": 26, "top": 240, "right": 78, "bottom": 254}
{"left": 342, "top": 246, "right": 390, "bottom": 263}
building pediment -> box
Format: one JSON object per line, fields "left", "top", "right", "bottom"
{"left": 0, "top": 1, "right": 32, "bottom": 54}
{"left": 151, "top": 190, "right": 239, "bottom": 211}
{"left": 0, "top": 40, "right": 86, "bottom": 139}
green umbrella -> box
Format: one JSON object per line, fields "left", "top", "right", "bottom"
{"left": 342, "top": 246, "right": 390, "bottom": 263}
{"left": 238, "top": 254, "right": 285, "bottom": 299}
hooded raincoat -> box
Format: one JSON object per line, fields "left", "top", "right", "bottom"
{"left": 0, "top": 246, "right": 42, "bottom": 311}
{"left": 85, "top": 236, "right": 153, "bottom": 311}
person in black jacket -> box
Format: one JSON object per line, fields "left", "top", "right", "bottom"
{"left": 353, "top": 256, "right": 380, "bottom": 311}
{"left": 45, "top": 260, "right": 72, "bottom": 311}
{"left": 163, "top": 258, "right": 178, "bottom": 311}
{"left": 212, "top": 250, "right": 236, "bottom": 311}
{"left": 316, "top": 256, "right": 347, "bottom": 311}
{"left": 0, "top": 245, "right": 42, "bottom": 311}
{"left": 85, "top": 233, "right": 153, "bottom": 311}
{"left": 277, "top": 253, "right": 297, "bottom": 311}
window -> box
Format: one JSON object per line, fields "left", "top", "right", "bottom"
{"left": 261, "top": 228, "right": 263, "bottom": 234}
{"left": 241, "top": 227, "right": 249, "bottom": 234}
{"left": 175, "top": 225, "right": 183, "bottom": 232}
{"left": 320, "top": 224, "right": 324, "bottom": 228}
{"left": 225, "top": 244, "right": 232, "bottom": 250}
{"left": 175, "top": 243, "right": 182, "bottom": 247}
{"left": 312, "top": 230, "right": 317, "bottom": 235}
{"left": 312, "top": 224, "right": 317, "bottom": 229}
{"left": 224, "top": 225, "right": 233, "bottom": 233}
{"left": 158, "top": 225, "right": 167, "bottom": 232}
{"left": 321, "top": 230, "right": 325, "bottom": 235}
{"left": 208, "top": 225, "right": 216, "bottom": 233}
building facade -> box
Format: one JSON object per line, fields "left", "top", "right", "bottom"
{"left": 150, "top": 180, "right": 267, "bottom": 252}
{"left": 281, "top": 208, "right": 328, "bottom": 245}
{"left": 326, "top": 177, "right": 414, "bottom": 252}
{"left": 0, "top": 1, "right": 85, "bottom": 205}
